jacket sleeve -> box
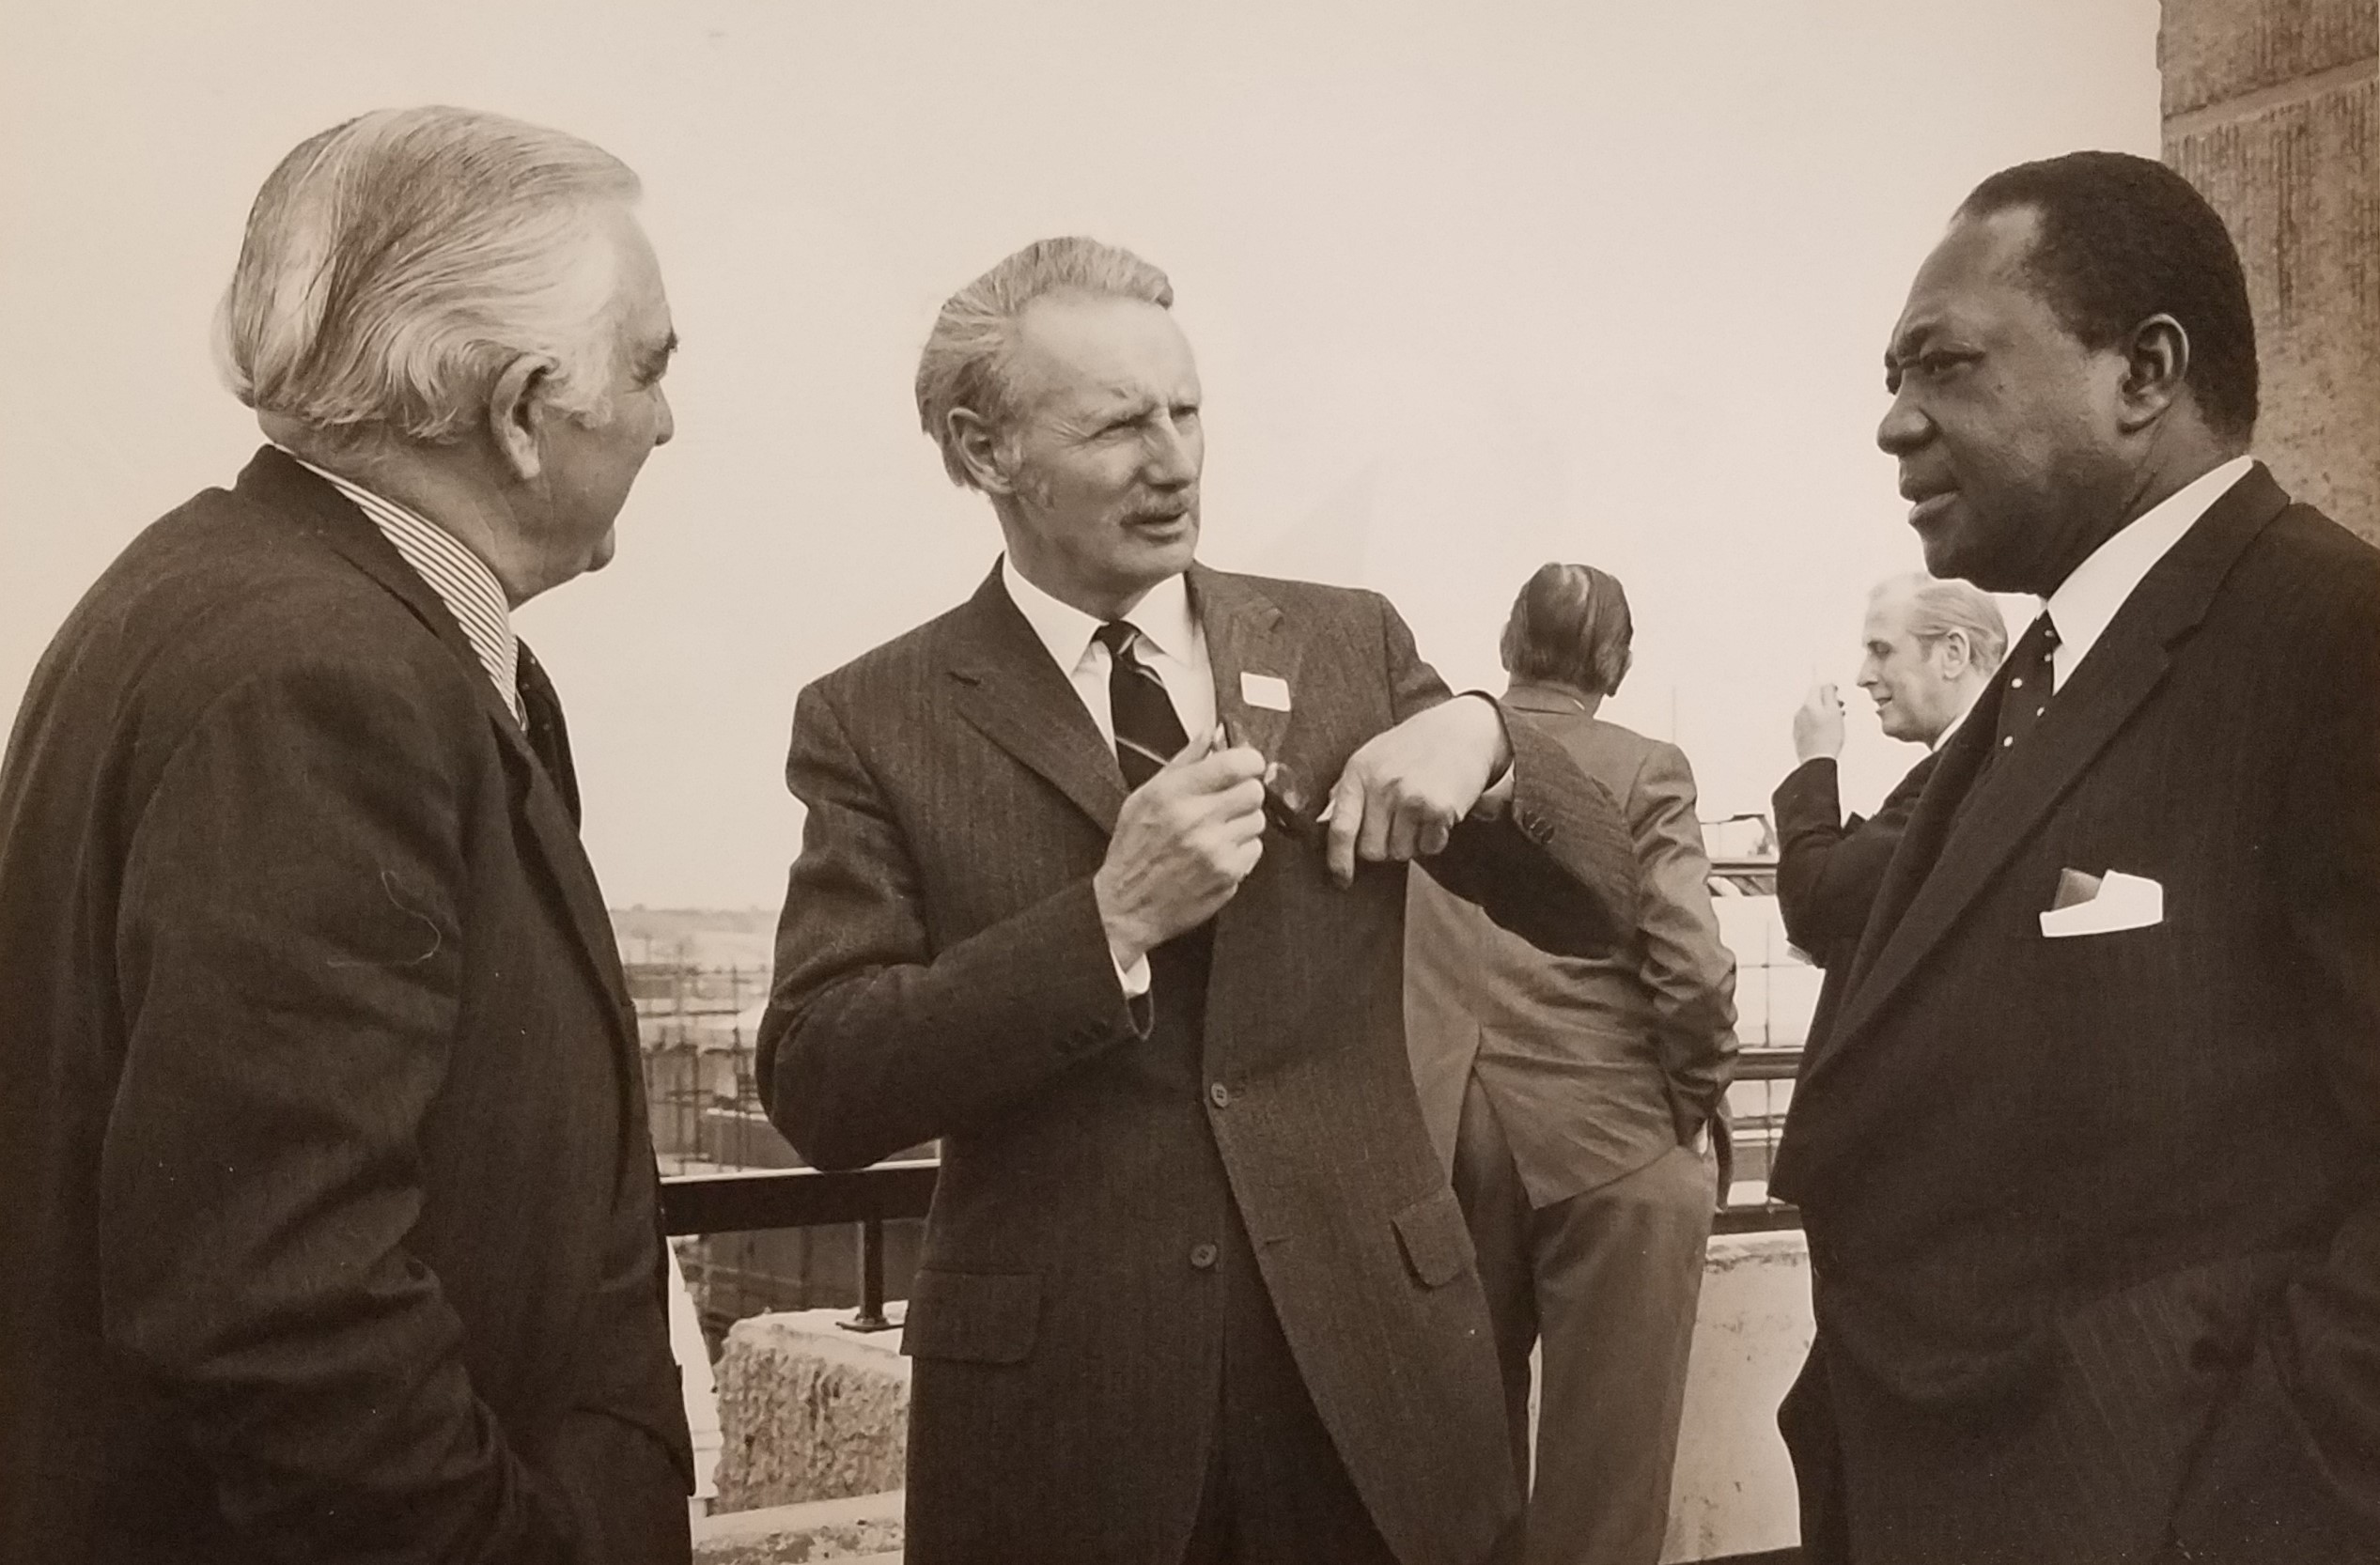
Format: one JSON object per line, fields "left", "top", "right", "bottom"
{"left": 1372, "top": 595, "right": 1635, "bottom": 957}
{"left": 101, "top": 659, "right": 597, "bottom": 1565}
{"left": 757, "top": 679, "right": 1143, "bottom": 1171}
{"left": 1632, "top": 743, "right": 1740, "bottom": 1136}
{"left": 1771, "top": 756, "right": 1911, "bottom": 965}
{"left": 2165, "top": 569, "right": 2380, "bottom": 1560}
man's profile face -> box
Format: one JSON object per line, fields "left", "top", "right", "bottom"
{"left": 1877, "top": 207, "right": 2131, "bottom": 597}
{"left": 1855, "top": 587, "right": 1960, "bottom": 745}
{"left": 992, "top": 293, "right": 1203, "bottom": 618}
{"left": 527, "top": 207, "right": 677, "bottom": 589}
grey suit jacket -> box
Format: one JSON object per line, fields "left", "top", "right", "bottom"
{"left": 1407, "top": 688, "right": 1739, "bottom": 1207}
{"left": 758, "top": 565, "right": 1632, "bottom": 1565}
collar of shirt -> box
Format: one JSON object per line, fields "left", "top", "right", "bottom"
{"left": 2046, "top": 454, "right": 2255, "bottom": 690}
{"left": 1000, "top": 556, "right": 1215, "bottom": 747}
{"left": 283, "top": 452, "right": 522, "bottom": 723}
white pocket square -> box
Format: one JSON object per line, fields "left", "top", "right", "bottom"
{"left": 2039, "top": 869, "right": 2164, "bottom": 937}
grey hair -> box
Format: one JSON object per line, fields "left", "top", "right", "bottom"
{"left": 214, "top": 106, "right": 641, "bottom": 446}
{"left": 914, "top": 237, "right": 1174, "bottom": 488}
{"left": 1500, "top": 563, "right": 1635, "bottom": 696}
{"left": 1874, "top": 571, "right": 2011, "bottom": 674}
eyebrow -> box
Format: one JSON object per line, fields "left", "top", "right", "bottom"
{"left": 636, "top": 333, "right": 679, "bottom": 375}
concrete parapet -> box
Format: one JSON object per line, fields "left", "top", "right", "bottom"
{"left": 692, "top": 1491, "right": 904, "bottom": 1565}
{"left": 712, "top": 1309, "right": 910, "bottom": 1512}
{"left": 1660, "top": 1231, "right": 1813, "bottom": 1564}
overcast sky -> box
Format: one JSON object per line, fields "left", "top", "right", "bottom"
{"left": 0, "top": 0, "right": 2160, "bottom": 908}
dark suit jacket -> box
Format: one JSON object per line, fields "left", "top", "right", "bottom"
{"left": 1769, "top": 466, "right": 2380, "bottom": 1564}
{"left": 1408, "top": 689, "right": 1738, "bottom": 1207}
{"left": 0, "top": 449, "right": 692, "bottom": 1565}
{"left": 758, "top": 564, "right": 1631, "bottom": 1565}
{"left": 1772, "top": 750, "right": 1938, "bottom": 1039}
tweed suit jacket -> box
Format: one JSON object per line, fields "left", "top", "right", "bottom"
{"left": 759, "top": 563, "right": 1633, "bottom": 1565}
{"left": 0, "top": 449, "right": 692, "bottom": 1565}
{"left": 1769, "top": 466, "right": 2380, "bottom": 1564}
{"left": 1407, "top": 690, "right": 1738, "bottom": 1208}
{"left": 1771, "top": 749, "right": 1939, "bottom": 1043}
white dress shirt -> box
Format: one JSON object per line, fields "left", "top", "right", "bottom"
{"left": 1001, "top": 557, "right": 1219, "bottom": 998}
{"left": 2046, "top": 455, "right": 2254, "bottom": 691}
{"left": 287, "top": 453, "right": 522, "bottom": 724}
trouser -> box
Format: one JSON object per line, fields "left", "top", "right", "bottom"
{"left": 1451, "top": 1075, "right": 1713, "bottom": 1565}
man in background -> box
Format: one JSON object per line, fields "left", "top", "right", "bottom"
{"left": 759, "top": 238, "right": 1633, "bottom": 1565}
{"left": 1771, "top": 150, "right": 2380, "bottom": 1563}
{"left": 1773, "top": 573, "right": 2005, "bottom": 1019}
{"left": 1407, "top": 562, "right": 1737, "bottom": 1565}
{"left": 0, "top": 107, "right": 692, "bottom": 1564}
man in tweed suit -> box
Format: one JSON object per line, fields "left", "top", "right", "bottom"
{"left": 1771, "top": 151, "right": 2380, "bottom": 1564}
{"left": 758, "top": 238, "right": 1633, "bottom": 1565}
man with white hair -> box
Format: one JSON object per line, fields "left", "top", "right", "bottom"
{"left": 758, "top": 237, "right": 1633, "bottom": 1565}
{"left": 0, "top": 107, "right": 691, "bottom": 1564}
{"left": 1773, "top": 573, "right": 2007, "bottom": 994}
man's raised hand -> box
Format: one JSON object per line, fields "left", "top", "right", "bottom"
{"left": 1094, "top": 730, "right": 1268, "bottom": 967}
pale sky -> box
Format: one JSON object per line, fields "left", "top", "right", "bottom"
{"left": 0, "top": 0, "right": 2160, "bottom": 908}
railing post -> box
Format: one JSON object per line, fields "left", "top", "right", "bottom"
{"left": 840, "top": 1216, "right": 894, "bottom": 1333}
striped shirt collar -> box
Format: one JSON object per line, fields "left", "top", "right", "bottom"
{"left": 283, "top": 452, "right": 521, "bottom": 722}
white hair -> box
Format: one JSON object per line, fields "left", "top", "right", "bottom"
{"left": 1873, "top": 571, "right": 2012, "bottom": 674}
{"left": 914, "top": 237, "right": 1174, "bottom": 488}
{"left": 214, "top": 106, "right": 641, "bottom": 445}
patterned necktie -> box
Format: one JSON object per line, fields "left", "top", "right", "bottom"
{"left": 1093, "top": 620, "right": 1189, "bottom": 790}
{"left": 515, "top": 640, "right": 583, "bottom": 829}
{"left": 1992, "top": 612, "right": 2062, "bottom": 755}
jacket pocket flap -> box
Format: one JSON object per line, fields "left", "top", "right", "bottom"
{"left": 1392, "top": 1188, "right": 1475, "bottom": 1289}
{"left": 900, "top": 1267, "right": 1040, "bottom": 1364}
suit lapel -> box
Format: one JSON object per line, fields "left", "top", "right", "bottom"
{"left": 1809, "top": 465, "right": 2290, "bottom": 1082}
{"left": 1191, "top": 565, "right": 1304, "bottom": 764}
{"left": 946, "top": 566, "right": 1129, "bottom": 831}
{"left": 237, "top": 449, "right": 639, "bottom": 1054}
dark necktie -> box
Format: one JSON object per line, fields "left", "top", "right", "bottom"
{"left": 1094, "top": 620, "right": 1189, "bottom": 789}
{"left": 1992, "top": 612, "right": 2061, "bottom": 755}
{"left": 515, "top": 640, "right": 583, "bottom": 829}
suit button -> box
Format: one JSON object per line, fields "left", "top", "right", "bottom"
{"left": 1190, "top": 1243, "right": 1219, "bottom": 1270}
{"left": 1207, "top": 1081, "right": 1231, "bottom": 1108}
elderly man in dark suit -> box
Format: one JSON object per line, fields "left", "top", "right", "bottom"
{"left": 1770, "top": 150, "right": 2380, "bottom": 1564}
{"left": 1772, "top": 573, "right": 2004, "bottom": 1021}
{"left": 758, "top": 238, "right": 1634, "bottom": 1565}
{"left": 1406, "top": 563, "right": 1738, "bottom": 1565}
{"left": 0, "top": 109, "right": 692, "bottom": 1564}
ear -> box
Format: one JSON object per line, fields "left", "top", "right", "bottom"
{"left": 2115, "top": 313, "right": 2190, "bottom": 434}
{"left": 1935, "top": 628, "right": 1972, "bottom": 678}
{"left": 486, "top": 354, "right": 558, "bottom": 482}
{"left": 947, "top": 407, "right": 1016, "bottom": 496}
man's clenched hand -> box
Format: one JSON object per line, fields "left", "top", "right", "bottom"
{"left": 1324, "top": 694, "right": 1510, "bottom": 887}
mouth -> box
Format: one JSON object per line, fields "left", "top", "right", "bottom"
{"left": 1902, "top": 480, "right": 1958, "bottom": 529}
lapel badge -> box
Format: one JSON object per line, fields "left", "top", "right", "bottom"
{"left": 1240, "top": 672, "right": 1292, "bottom": 711}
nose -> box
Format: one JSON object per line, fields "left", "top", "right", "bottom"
{"left": 1876, "top": 386, "right": 1928, "bottom": 457}
{"left": 652, "top": 384, "right": 675, "bottom": 448}
{"left": 1856, "top": 656, "right": 1882, "bottom": 690}
{"left": 1143, "top": 414, "right": 1198, "bottom": 488}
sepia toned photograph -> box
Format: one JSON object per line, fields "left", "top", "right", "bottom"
{"left": 2, "top": 2, "right": 2374, "bottom": 1562}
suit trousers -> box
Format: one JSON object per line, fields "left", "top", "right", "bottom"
{"left": 1451, "top": 1076, "right": 1711, "bottom": 1565}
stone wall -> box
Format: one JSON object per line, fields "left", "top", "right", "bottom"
{"left": 2162, "top": 0, "right": 2379, "bottom": 543}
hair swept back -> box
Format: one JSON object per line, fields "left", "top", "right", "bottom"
{"left": 1500, "top": 562, "right": 1634, "bottom": 696}
{"left": 914, "top": 237, "right": 1174, "bottom": 488}
{"left": 214, "top": 105, "right": 641, "bottom": 446}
